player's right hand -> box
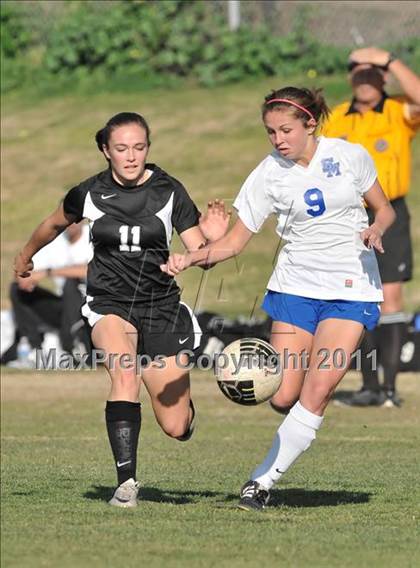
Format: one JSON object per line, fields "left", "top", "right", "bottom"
{"left": 16, "top": 275, "right": 36, "bottom": 292}
{"left": 14, "top": 252, "right": 34, "bottom": 278}
{"left": 160, "top": 253, "right": 190, "bottom": 276}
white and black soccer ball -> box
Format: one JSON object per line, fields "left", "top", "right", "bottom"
{"left": 216, "top": 338, "right": 282, "bottom": 405}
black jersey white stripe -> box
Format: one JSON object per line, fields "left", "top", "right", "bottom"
{"left": 63, "top": 165, "right": 200, "bottom": 305}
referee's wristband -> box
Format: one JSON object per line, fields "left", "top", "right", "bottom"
{"left": 384, "top": 53, "right": 396, "bottom": 70}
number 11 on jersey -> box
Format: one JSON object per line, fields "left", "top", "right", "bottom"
{"left": 119, "top": 225, "right": 141, "bottom": 252}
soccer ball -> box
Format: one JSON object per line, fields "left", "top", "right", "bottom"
{"left": 215, "top": 338, "right": 282, "bottom": 405}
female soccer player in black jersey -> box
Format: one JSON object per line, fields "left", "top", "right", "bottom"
{"left": 14, "top": 112, "right": 230, "bottom": 507}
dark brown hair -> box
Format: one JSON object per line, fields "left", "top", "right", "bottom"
{"left": 262, "top": 86, "right": 330, "bottom": 127}
{"left": 95, "top": 112, "right": 151, "bottom": 153}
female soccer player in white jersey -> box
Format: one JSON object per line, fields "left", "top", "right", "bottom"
{"left": 161, "top": 86, "right": 396, "bottom": 511}
{"left": 14, "top": 112, "right": 229, "bottom": 508}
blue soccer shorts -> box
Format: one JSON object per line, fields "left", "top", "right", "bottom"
{"left": 262, "top": 290, "right": 380, "bottom": 335}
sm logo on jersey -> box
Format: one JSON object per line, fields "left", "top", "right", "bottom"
{"left": 321, "top": 157, "right": 341, "bottom": 178}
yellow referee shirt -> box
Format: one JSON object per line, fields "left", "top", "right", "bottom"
{"left": 322, "top": 94, "right": 419, "bottom": 200}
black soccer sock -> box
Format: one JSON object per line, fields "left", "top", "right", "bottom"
{"left": 360, "top": 330, "right": 380, "bottom": 392}
{"left": 378, "top": 314, "right": 406, "bottom": 392}
{"left": 105, "top": 401, "right": 141, "bottom": 485}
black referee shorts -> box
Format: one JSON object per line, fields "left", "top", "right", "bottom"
{"left": 82, "top": 297, "right": 202, "bottom": 359}
{"left": 367, "top": 197, "right": 413, "bottom": 283}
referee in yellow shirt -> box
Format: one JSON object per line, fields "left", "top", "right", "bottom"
{"left": 323, "top": 46, "right": 420, "bottom": 407}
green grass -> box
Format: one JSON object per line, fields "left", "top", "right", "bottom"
{"left": 2, "top": 369, "right": 420, "bottom": 568}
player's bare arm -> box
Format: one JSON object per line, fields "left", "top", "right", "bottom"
{"left": 162, "top": 218, "right": 253, "bottom": 276}
{"left": 14, "top": 203, "right": 76, "bottom": 277}
{"left": 361, "top": 179, "right": 396, "bottom": 253}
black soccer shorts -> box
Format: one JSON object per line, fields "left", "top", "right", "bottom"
{"left": 367, "top": 196, "right": 413, "bottom": 283}
{"left": 82, "top": 297, "right": 202, "bottom": 358}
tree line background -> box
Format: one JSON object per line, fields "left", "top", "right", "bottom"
{"left": 2, "top": 0, "right": 419, "bottom": 95}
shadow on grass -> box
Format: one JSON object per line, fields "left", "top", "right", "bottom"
{"left": 83, "top": 485, "right": 232, "bottom": 505}
{"left": 269, "top": 488, "right": 371, "bottom": 508}
{"left": 84, "top": 485, "right": 371, "bottom": 508}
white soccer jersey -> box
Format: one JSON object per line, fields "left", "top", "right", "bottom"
{"left": 233, "top": 136, "right": 383, "bottom": 301}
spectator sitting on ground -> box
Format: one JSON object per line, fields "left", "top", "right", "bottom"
{"left": 1, "top": 222, "right": 92, "bottom": 367}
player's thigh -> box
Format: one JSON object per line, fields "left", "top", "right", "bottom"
{"left": 270, "top": 321, "right": 314, "bottom": 406}
{"left": 141, "top": 353, "right": 191, "bottom": 428}
{"left": 91, "top": 314, "right": 138, "bottom": 374}
{"left": 300, "top": 318, "right": 364, "bottom": 414}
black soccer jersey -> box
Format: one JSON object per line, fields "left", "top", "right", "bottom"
{"left": 63, "top": 164, "right": 200, "bottom": 305}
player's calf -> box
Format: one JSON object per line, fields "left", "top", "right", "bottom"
{"left": 269, "top": 401, "right": 293, "bottom": 415}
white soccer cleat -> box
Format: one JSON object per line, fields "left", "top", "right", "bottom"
{"left": 108, "top": 478, "right": 140, "bottom": 508}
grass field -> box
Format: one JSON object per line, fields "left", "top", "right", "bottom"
{"left": 2, "top": 75, "right": 420, "bottom": 567}
{"left": 1, "top": 369, "right": 420, "bottom": 568}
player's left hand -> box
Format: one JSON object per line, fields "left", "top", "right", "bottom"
{"left": 360, "top": 225, "right": 384, "bottom": 253}
{"left": 199, "top": 199, "right": 231, "bottom": 242}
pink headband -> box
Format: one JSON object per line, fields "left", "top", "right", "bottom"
{"left": 265, "top": 98, "right": 316, "bottom": 121}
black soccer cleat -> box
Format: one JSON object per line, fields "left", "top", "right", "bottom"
{"left": 343, "top": 388, "right": 383, "bottom": 407}
{"left": 238, "top": 480, "right": 270, "bottom": 511}
{"left": 176, "top": 401, "right": 196, "bottom": 442}
{"left": 381, "top": 390, "right": 402, "bottom": 408}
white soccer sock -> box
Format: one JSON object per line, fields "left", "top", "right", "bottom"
{"left": 251, "top": 401, "right": 324, "bottom": 490}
